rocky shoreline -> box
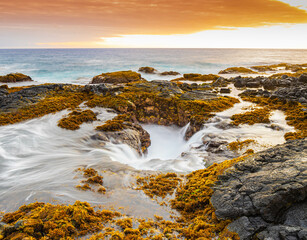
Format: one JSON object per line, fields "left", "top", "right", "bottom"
{"left": 0, "top": 64, "right": 306, "bottom": 239}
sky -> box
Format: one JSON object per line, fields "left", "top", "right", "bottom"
{"left": 0, "top": 0, "right": 307, "bottom": 48}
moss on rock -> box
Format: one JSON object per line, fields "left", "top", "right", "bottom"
{"left": 0, "top": 73, "right": 33, "bottom": 83}
{"left": 230, "top": 107, "right": 271, "bottom": 126}
{"left": 57, "top": 109, "right": 97, "bottom": 130}
{"left": 219, "top": 67, "right": 257, "bottom": 74}
{"left": 91, "top": 71, "right": 142, "bottom": 84}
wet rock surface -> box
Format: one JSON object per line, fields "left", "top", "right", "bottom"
{"left": 160, "top": 71, "right": 180, "bottom": 76}
{"left": 0, "top": 73, "right": 33, "bottom": 83}
{"left": 91, "top": 71, "right": 142, "bottom": 84}
{"left": 92, "top": 123, "right": 151, "bottom": 154}
{"left": 0, "top": 84, "right": 65, "bottom": 112}
{"left": 138, "top": 66, "right": 157, "bottom": 74}
{"left": 83, "top": 83, "right": 124, "bottom": 95}
{"left": 180, "top": 90, "right": 217, "bottom": 100}
{"left": 232, "top": 74, "right": 307, "bottom": 92}
{"left": 211, "top": 138, "right": 307, "bottom": 239}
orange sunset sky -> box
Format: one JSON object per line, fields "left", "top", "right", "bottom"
{"left": 0, "top": 0, "right": 307, "bottom": 48}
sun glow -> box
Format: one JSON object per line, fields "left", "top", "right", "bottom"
{"left": 93, "top": 24, "right": 307, "bottom": 49}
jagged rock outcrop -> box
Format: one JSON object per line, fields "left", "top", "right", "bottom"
{"left": 180, "top": 90, "right": 217, "bottom": 100}
{"left": 160, "top": 71, "right": 180, "bottom": 76}
{"left": 133, "top": 80, "right": 183, "bottom": 97}
{"left": 211, "top": 138, "right": 307, "bottom": 239}
{"left": 138, "top": 67, "right": 157, "bottom": 74}
{"left": 0, "top": 84, "right": 65, "bottom": 112}
{"left": 92, "top": 123, "right": 151, "bottom": 154}
{"left": 0, "top": 73, "right": 33, "bottom": 83}
{"left": 91, "top": 71, "right": 142, "bottom": 84}
{"left": 82, "top": 83, "right": 124, "bottom": 95}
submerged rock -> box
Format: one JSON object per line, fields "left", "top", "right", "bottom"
{"left": 160, "top": 71, "right": 180, "bottom": 76}
{"left": 0, "top": 73, "right": 33, "bottom": 83}
{"left": 138, "top": 66, "right": 157, "bottom": 74}
{"left": 91, "top": 71, "right": 142, "bottom": 84}
{"left": 211, "top": 138, "right": 307, "bottom": 239}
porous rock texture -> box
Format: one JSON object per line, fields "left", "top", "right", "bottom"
{"left": 211, "top": 138, "right": 307, "bottom": 239}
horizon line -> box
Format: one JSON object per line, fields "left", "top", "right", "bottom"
{"left": 1, "top": 47, "right": 307, "bottom": 50}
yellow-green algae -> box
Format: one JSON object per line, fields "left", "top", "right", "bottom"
{"left": 0, "top": 155, "right": 252, "bottom": 240}
{"left": 228, "top": 139, "right": 256, "bottom": 151}
{"left": 57, "top": 109, "right": 97, "bottom": 130}
{"left": 241, "top": 96, "right": 307, "bottom": 140}
{"left": 0, "top": 201, "right": 121, "bottom": 240}
{"left": 219, "top": 67, "right": 257, "bottom": 74}
{"left": 86, "top": 90, "right": 240, "bottom": 131}
{"left": 0, "top": 86, "right": 90, "bottom": 126}
{"left": 230, "top": 107, "right": 271, "bottom": 126}
{"left": 251, "top": 63, "right": 307, "bottom": 72}
{"left": 173, "top": 73, "right": 220, "bottom": 82}
{"left": 269, "top": 69, "right": 307, "bottom": 79}
{"left": 0, "top": 73, "right": 32, "bottom": 83}
{"left": 75, "top": 168, "right": 105, "bottom": 194}
{"left": 136, "top": 173, "right": 183, "bottom": 199}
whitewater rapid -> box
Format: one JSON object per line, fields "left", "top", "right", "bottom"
{"left": 0, "top": 98, "right": 294, "bottom": 213}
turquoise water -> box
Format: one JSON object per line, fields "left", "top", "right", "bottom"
{"left": 0, "top": 48, "right": 307, "bottom": 83}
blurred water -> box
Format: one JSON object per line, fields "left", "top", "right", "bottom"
{"left": 0, "top": 48, "right": 306, "bottom": 83}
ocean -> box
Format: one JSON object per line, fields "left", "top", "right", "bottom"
{"left": 0, "top": 48, "right": 307, "bottom": 83}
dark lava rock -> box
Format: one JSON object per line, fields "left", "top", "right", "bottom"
{"left": 245, "top": 81, "right": 261, "bottom": 88}
{"left": 180, "top": 90, "right": 217, "bottom": 101}
{"left": 0, "top": 73, "right": 33, "bottom": 83}
{"left": 138, "top": 67, "right": 157, "bottom": 74}
{"left": 91, "top": 71, "right": 142, "bottom": 84}
{"left": 0, "top": 84, "right": 65, "bottom": 112}
{"left": 134, "top": 80, "right": 183, "bottom": 97}
{"left": 272, "top": 86, "right": 307, "bottom": 104}
{"left": 83, "top": 84, "right": 124, "bottom": 95}
{"left": 220, "top": 88, "right": 231, "bottom": 94}
{"left": 178, "top": 83, "right": 192, "bottom": 91}
{"left": 239, "top": 89, "right": 271, "bottom": 98}
{"left": 299, "top": 74, "right": 307, "bottom": 84}
{"left": 160, "top": 71, "right": 180, "bottom": 76}
{"left": 211, "top": 138, "right": 307, "bottom": 239}
{"left": 92, "top": 122, "right": 151, "bottom": 154}
{"left": 212, "top": 77, "right": 229, "bottom": 87}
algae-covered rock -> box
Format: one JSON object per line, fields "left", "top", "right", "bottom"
{"left": 91, "top": 71, "right": 142, "bottom": 84}
{"left": 138, "top": 67, "right": 157, "bottom": 74}
{"left": 160, "top": 71, "right": 180, "bottom": 76}
{"left": 0, "top": 73, "right": 33, "bottom": 83}
{"left": 93, "top": 121, "right": 151, "bottom": 154}
{"left": 219, "top": 67, "right": 257, "bottom": 74}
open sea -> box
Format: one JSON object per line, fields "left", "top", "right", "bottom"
{"left": 0, "top": 48, "right": 307, "bottom": 83}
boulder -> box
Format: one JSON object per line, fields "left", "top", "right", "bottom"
{"left": 212, "top": 77, "right": 229, "bottom": 87}
{"left": 211, "top": 138, "right": 307, "bottom": 239}
{"left": 138, "top": 67, "right": 157, "bottom": 74}
{"left": 299, "top": 74, "right": 307, "bottom": 84}
{"left": 160, "top": 71, "right": 180, "bottom": 76}
{"left": 92, "top": 122, "right": 151, "bottom": 154}
{"left": 0, "top": 73, "right": 33, "bottom": 83}
{"left": 220, "top": 88, "right": 231, "bottom": 94}
{"left": 91, "top": 71, "right": 142, "bottom": 84}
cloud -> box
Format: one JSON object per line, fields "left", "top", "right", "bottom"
{"left": 0, "top": 0, "right": 307, "bottom": 35}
